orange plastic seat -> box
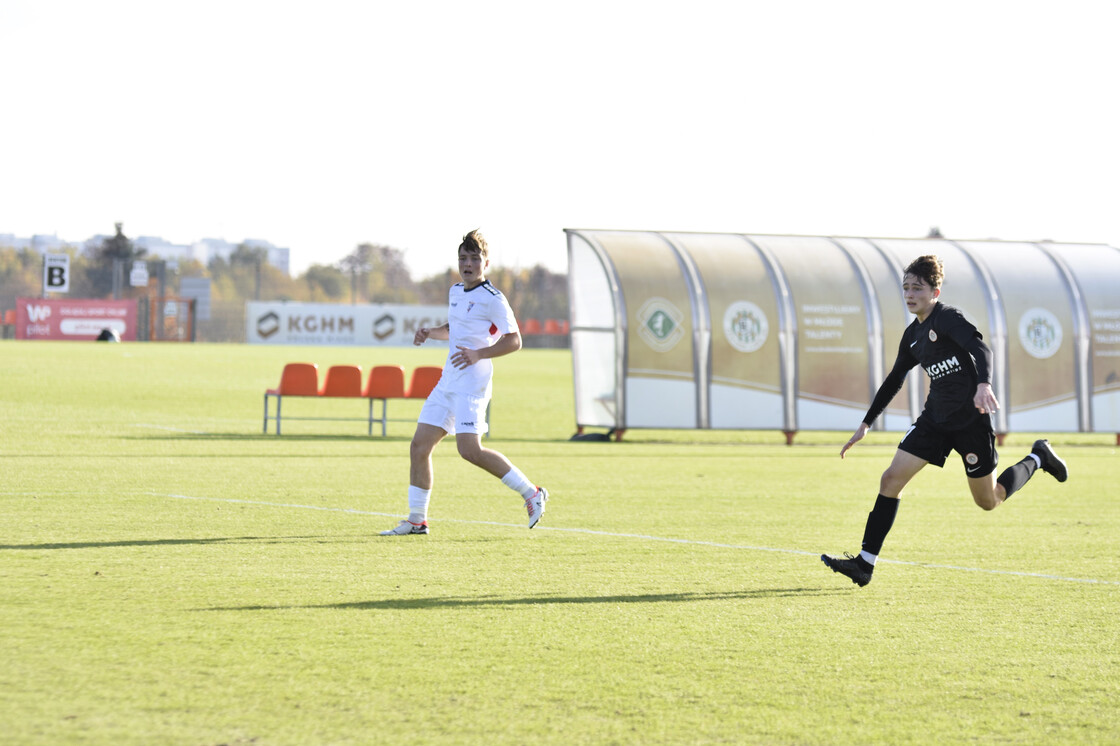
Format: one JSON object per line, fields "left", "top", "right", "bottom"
{"left": 365, "top": 365, "right": 407, "bottom": 399}
{"left": 263, "top": 363, "right": 319, "bottom": 434}
{"left": 271, "top": 362, "right": 319, "bottom": 396}
{"left": 543, "top": 319, "right": 563, "bottom": 335}
{"left": 407, "top": 366, "right": 443, "bottom": 400}
{"left": 364, "top": 365, "right": 407, "bottom": 436}
{"left": 320, "top": 364, "right": 364, "bottom": 397}
{"left": 522, "top": 318, "right": 542, "bottom": 335}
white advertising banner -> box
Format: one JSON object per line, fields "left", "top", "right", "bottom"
{"left": 247, "top": 302, "right": 448, "bottom": 346}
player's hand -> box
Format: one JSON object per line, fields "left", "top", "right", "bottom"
{"left": 840, "top": 422, "right": 869, "bottom": 459}
{"left": 414, "top": 327, "right": 430, "bottom": 346}
{"left": 974, "top": 383, "right": 1000, "bottom": 414}
{"left": 450, "top": 346, "right": 480, "bottom": 369}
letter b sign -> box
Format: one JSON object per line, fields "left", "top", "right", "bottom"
{"left": 44, "top": 254, "right": 70, "bottom": 293}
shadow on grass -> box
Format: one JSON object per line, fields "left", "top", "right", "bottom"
{"left": 204, "top": 587, "right": 847, "bottom": 612}
{"left": 124, "top": 432, "right": 558, "bottom": 444}
{"left": 0, "top": 536, "right": 331, "bottom": 551}
{"left": 125, "top": 433, "right": 414, "bottom": 443}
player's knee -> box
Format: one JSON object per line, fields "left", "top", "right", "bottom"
{"left": 879, "top": 470, "right": 905, "bottom": 495}
{"left": 410, "top": 438, "right": 433, "bottom": 461}
{"left": 456, "top": 440, "right": 483, "bottom": 463}
{"left": 972, "top": 493, "right": 1000, "bottom": 511}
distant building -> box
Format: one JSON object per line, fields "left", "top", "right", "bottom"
{"left": 0, "top": 231, "right": 291, "bottom": 275}
{"left": 244, "top": 240, "right": 291, "bottom": 275}
{"left": 134, "top": 235, "right": 195, "bottom": 264}
{"left": 0, "top": 233, "right": 74, "bottom": 252}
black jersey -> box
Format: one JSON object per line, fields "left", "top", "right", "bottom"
{"left": 864, "top": 302, "right": 994, "bottom": 430}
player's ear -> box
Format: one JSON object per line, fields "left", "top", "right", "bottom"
{"left": 932, "top": 286, "right": 941, "bottom": 299}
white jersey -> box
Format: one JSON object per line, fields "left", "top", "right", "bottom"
{"left": 439, "top": 280, "right": 519, "bottom": 396}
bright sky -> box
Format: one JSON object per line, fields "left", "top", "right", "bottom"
{"left": 2, "top": 1, "right": 1117, "bottom": 278}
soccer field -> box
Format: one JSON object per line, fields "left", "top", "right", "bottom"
{"left": 2, "top": 341, "right": 1117, "bottom": 745}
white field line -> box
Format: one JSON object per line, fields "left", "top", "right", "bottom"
{"left": 153, "top": 492, "right": 1120, "bottom": 587}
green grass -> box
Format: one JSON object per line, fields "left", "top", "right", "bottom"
{"left": 1, "top": 340, "right": 1117, "bottom": 745}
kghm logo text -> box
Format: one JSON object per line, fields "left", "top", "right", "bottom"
{"left": 924, "top": 355, "right": 961, "bottom": 381}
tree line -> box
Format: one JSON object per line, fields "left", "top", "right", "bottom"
{"left": 1, "top": 225, "right": 569, "bottom": 340}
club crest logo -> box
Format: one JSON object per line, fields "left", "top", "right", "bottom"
{"left": 637, "top": 297, "right": 685, "bottom": 352}
{"left": 1018, "top": 308, "right": 1062, "bottom": 360}
{"left": 929, "top": 330, "right": 937, "bottom": 342}
{"left": 723, "top": 301, "right": 769, "bottom": 353}
{"left": 966, "top": 453, "right": 979, "bottom": 466}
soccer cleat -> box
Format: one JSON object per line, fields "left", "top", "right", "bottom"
{"left": 821, "top": 552, "right": 873, "bottom": 587}
{"left": 379, "top": 519, "right": 429, "bottom": 536}
{"left": 525, "top": 487, "right": 548, "bottom": 529}
{"left": 1031, "top": 439, "right": 1068, "bottom": 483}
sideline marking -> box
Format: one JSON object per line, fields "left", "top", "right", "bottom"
{"left": 153, "top": 492, "right": 1120, "bottom": 587}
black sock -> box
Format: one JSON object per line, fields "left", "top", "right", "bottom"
{"left": 860, "top": 494, "right": 900, "bottom": 566}
{"left": 996, "top": 455, "right": 1038, "bottom": 501}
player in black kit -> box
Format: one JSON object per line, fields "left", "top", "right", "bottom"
{"left": 821, "top": 254, "right": 1068, "bottom": 587}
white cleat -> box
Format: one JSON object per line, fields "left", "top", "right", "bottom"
{"left": 525, "top": 487, "right": 548, "bottom": 529}
{"left": 379, "top": 519, "right": 429, "bottom": 536}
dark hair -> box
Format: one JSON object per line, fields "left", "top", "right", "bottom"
{"left": 904, "top": 254, "right": 944, "bottom": 289}
{"left": 459, "top": 229, "right": 488, "bottom": 258}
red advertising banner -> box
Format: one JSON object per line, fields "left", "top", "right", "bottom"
{"left": 15, "top": 298, "right": 138, "bottom": 341}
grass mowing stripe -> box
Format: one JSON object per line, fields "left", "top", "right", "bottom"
{"left": 133, "top": 423, "right": 211, "bottom": 434}
{"left": 153, "top": 491, "right": 1120, "bottom": 587}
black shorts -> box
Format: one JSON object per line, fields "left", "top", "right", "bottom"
{"left": 898, "top": 413, "right": 998, "bottom": 478}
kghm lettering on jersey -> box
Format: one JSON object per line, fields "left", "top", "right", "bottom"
{"left": 924, "top": 355, "right": 961, "bottom": 380}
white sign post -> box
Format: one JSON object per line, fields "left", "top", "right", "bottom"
{"left": 129, "top": 260, "right": 150, "bottom": 287}
{"left": 43, "top": 254, "right": 70, "bottom": 294}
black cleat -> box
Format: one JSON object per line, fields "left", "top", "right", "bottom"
{"left": 821, "top": 553, "right": 873, "bottom": 587}
{"left": 1032, "top": 439, "right": 1068, "bottom": 483}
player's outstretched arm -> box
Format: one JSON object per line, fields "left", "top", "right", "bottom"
{"left": 415, "top": 323, "right": 450, "bottom": 345}
{"left": 841, "top": 422, "right": 870, "bottom": 459}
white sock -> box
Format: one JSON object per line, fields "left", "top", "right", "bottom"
{"left": 408, "top": 485, "right": 431, "bottom": 523}
{"left": 501, "top": 467, "right": 537, "bottom": 500}
{"left": 858, "top": 550, "right": 878, "bottom": 566}
{"left": 1028, "top": 453, "right": 1041, "bottom": 468}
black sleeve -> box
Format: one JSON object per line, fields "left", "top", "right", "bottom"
{"left": 944, "top": 314, "right": 993, "bottom": 385}
{"left": 863, "top": 335, "right": 918, "bottom": 426}
{"left": 960, "top": 334, "right": 993, "bottom": 385}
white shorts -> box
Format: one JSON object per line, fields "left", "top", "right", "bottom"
{"left": 417, "top": 385, "right": 490, "bottom": 436}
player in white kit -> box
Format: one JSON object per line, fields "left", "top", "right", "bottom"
{"left": 380, "top": 230, "right": 549, "bottom": 535}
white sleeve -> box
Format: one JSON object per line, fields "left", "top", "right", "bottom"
{"left": 492, "top": 293, "right": 519, "bottom": 336}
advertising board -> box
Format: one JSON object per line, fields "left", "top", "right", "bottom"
{"left": 246, "top": 302, "right": 448, "bottom": 347}
{"left": 15, "top": 298, "right": 137, "bottom": 341}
